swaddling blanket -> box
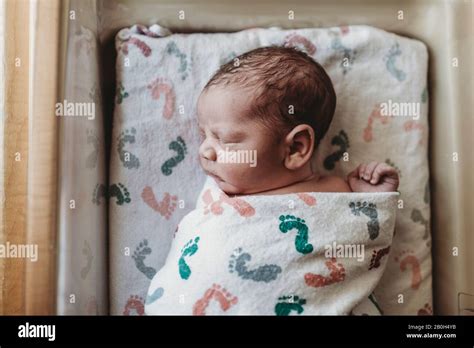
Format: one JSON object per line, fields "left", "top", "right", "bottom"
{"left": 145, "top": 178, "right": 399, "bottom": 315}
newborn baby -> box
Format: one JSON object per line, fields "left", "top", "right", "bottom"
{"left": 146, "top": 46, "right": 400, "bottom": 316}
{"left": 198, "top": 46, "right": 399, "bottom": 195}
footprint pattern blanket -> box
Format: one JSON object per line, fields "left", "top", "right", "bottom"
{"left": 145, "top": 178, "right": 398, "bottom": 315}
{"left": 111, "top": 24, "right": 432, "bottom": 316}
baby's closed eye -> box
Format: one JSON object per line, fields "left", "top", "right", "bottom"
{"left": 220, "top": 138, "right": 241, "bottom": 145}
{"left": 220, "top": 132, "right": 245, "bottom": 144}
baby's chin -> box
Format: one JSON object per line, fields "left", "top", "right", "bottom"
{"left": 213, "top": 177, "right": 243, "bottom": 195}
{"left": 208, "top": 175, "right": 248, "bottom": 195}
{"left": 212, "top": 176, "right": 266, "bottom": 196}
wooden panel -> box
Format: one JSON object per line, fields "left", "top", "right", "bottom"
{"left": 0, "top": 0, "right": 4, "bottom": 315}
{"left": 1, "top": 0, "right": 61, "bottom": 314}
{"left": 2, "top": 0, "right": 30, "bottom": 315}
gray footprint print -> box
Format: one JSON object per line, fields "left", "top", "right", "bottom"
{"left": 349, "top": 201, "right": 380, "bottom": 240}
{"left": 132, "top": 239, "right": 157, "bottom": 280}
{"left": 117, "top": 128, "right": 140, "bottom": 169}
{"left": 228, "top": 247, "right": 281, "bottom": 283}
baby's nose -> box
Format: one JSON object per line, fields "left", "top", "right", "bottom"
{"left": 199, "top": 142, "right": 217, "bottom": 162}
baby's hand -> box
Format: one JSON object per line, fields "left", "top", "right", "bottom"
{"left": 347, "top": 162, "right": 399, "bottom": 193}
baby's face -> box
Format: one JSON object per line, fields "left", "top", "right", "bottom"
{"left": 197, "top": 86, "right": 288, "bottom": 195}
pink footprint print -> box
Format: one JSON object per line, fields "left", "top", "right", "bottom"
{"left": 304, "top": 258, "right": 346, "bottom": 288}
{"left": 193, "top": 284, "right": 238, "bottom": 315}
{"left": 148, "top": 78, "right": 176, "bottom": 119}
{"left": 202, "top": 189, "right": 255, "bottom": 217}
{"left": 123, "top": 295, "right": 145, "bottom": 315}
{"left": 122, "top": 37, "right": 152, "bottom": 57}
{"left": 75, "top": 36, "right": 94, "bottom": 56}
{"left": 297, "top": 193, "right": 317, "bottom": 206}
{"left": 220, "top": 192, "right": 255, "bottom": 217}
{"left": 417, "top": 303, "right": 433, "bottom": 315}
{"left": 363, "top": 105, "right": 390, "bottom": 142}
{"left": 284, "top": 33, "right": 317, "bottom": 56}
{"left": 340, "top": 26, "right": 350, "bottom": 35}
{"left": 141, "top": 186, "right": 178, "bottom": 220}
{"left": 202, "top": 189, "right": 224, "bottom": 215}
{"left": 403, "top": 120, "right": 425, "bottom": 145}
{"left": 395, "top": 250, "right": 422, "bottom": 290}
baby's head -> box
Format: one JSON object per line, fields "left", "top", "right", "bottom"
{"left": 197, "top": 46, "right": 336, "bottom": 194}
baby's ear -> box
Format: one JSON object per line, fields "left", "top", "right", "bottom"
{"left": 283, "top": 124, "right": 315, "bottom": 170}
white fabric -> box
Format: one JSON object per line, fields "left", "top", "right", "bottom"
{"left": 57, "top": 25, "right": 107, "bottom": 315}
{"left": 145, "top": 177, "right": 398, "bottom": 315}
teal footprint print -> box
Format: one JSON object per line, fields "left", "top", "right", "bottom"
{"left": 109, "top": 182, "right": 131, "bottom": 205}
{"left": 323, "top": 130, "right": 350, "bottom": 170}
{"left": 132, "top": 239, "right": 157, "bottom": 280}
{"left": 178, "top": 237, "right": 200, "bottom": 280}
{"left": 117, "top": 128, "right": 140, "bottom": 169}
{"left": 349, "top": 201, "right": 379, "bottom": 240}
{"left": 274, "top": 295, "right": 306, "bottom": 316}
{"left": 92, "top": 183, "right": 107, "bottom": 205}
{"left": 385, "top": 43, "right": 406, "bottom": 81}
{"left": 330, "top": 32, "right": 356, "bottom": 75}
{"left": 228, "top": 247, "right": 282, "bottom": 283}
{"left": 166, "top": 41, "right": 188, "bottom": 80}
{"left": 145, "top": 287, "right": 164, "bottom": 305}
{"left": 116, "top": 82, "right": 129, "bottom": 104}
{"left": 278, "top": 215, "right": 314, "bottom": 254}
{"left": 161, "top": 136, "right": 187, "bottom": 176}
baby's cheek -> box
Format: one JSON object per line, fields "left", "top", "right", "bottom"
{"left": 223, "top": 163, "right": 254, "bottom": 178}
{"left": 222, "top": 163, "right": 257, "bottom": 186}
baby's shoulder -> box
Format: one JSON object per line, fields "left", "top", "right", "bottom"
{"left": 314, "top": 175, "right": 352, "bottom": 193}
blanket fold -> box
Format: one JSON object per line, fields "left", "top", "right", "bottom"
{"left": 146, "top": 178, "right": 399, "bottom": 315}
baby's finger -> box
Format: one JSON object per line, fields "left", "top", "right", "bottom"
{"left": 375, "top": 163, "right": 398, "bottom": 178}
{"left": 364, "top": 161, "right": 379, "bottom": 181}
{"left": 370, "top": 163, "right": 386, "bottom": 184}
